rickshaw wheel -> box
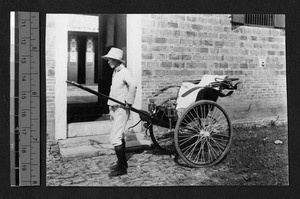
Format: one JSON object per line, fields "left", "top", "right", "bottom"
{"left": 148, "top": 96, "right": 177, "bottom": 154}
{"left": 174, "top": 100, "right": 232, "bottom": 167}
{"left": 149, "top": 125, "right": 176, "bottom": 154}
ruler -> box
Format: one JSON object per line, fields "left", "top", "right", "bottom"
{"left": 10, "top": 11, "right": 40, "bottom": 186}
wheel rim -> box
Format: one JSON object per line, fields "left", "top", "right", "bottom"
{"left": 149, "top": 124, "right": 176, "bottom": 154}
{"left": 175, "top": 100, "right": 232, "bottom": 167}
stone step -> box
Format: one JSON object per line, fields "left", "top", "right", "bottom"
{"left": 59, "top": 130, "right": 153, "bottom": 159}
{"left": 68, "top": 120, "right": 111, "bottom": 137}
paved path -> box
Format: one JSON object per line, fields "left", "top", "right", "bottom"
{"left": 46, "top": 144, "right": 222, "bottom": 186}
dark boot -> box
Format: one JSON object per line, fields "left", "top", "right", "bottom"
{"left": 108, "top": 144, "right": 127, "bottom": 177}
{"left": 109, "top": 139, "right": 128, "bottom": 170}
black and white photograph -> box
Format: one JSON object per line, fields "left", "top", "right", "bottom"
{"left": 40, "top": 13, "right": 288, "bottom": 186}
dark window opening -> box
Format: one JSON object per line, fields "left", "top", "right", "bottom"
{"left": 245, "top": 14, "right": 274, "bottom": 27}
{"left": 231, "top": 14, "right": 285, "bottom": 29}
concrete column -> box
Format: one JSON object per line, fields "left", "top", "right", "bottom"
{"left": 127, "top": 14, "right": 142, "bottom": 133}
{"left": 54, "top": 15, "right": 68, "bottom": 139}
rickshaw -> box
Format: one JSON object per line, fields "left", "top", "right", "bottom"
{"left": 67, "top": 74, "right": 240, "bottom": 168}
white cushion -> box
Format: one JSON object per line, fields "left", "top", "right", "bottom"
{"left": 176, "top": 75, "right": 227, "bottom": 110}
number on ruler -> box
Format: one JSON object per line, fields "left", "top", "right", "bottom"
{"left": 21, "top": 147, "right": 27, "bottom": 154}
{"left": 21, "top": 57, "right": 27, "bottom": 64}
{"left": 21, "top": 21, "right": 26, "bottom": 27}
{"left": 22, "top": 76, "right": 27, "bottom": 81}
{"left": 22, "top": 92, "right": 27, "bottom": 99}
{"left": 21, "top": 128, "right": 27, "bottom": 135}
{"left": 21, "top": 111, "right": 27, "bottom": 117}
{"left": 21, "top": 164, "right": 27, "bottom": 171}
{"left": 21, "top": 39, "right": 27, "bottom": 45}
{"left": 31, "top": 46, "right": 38, "bottom": 51}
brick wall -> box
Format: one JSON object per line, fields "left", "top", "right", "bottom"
{"left": 46, "top": 18, "right": 56, "bottom": 139}
{"left": 141, "top": 14, "right": 286, "bottom": 124}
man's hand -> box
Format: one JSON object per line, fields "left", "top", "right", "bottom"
{"left": 124, "top": 102, "right": 132, "bottom": 110}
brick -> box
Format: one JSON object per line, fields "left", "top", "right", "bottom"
{"left": 203, "top": 55, "right": 215, "bottom": 60}
{"left": 240, "top": 63, "right": 248, "bottom": 69}
{"left": 147, "top": 62, "right": 159, "bottom": 68}
{"left": 175, "top": 15, "right": 186, "bottom": 21}
{"left": 260, "top": 50, "right": 267, "bottom": 56}
{"left": 186, "top": 31, "right": 196, "bottom": 37}
{"left": 187, "top": 16, "right": 196, "bottom": 22}
{"left": 162, "top": 29, "right": 172, "bottom": 36}
{"left": 250, "top": 50, "right": 259, "bottom": 56}
{"left": 220, "top": 62, "right": 228, "bottom": 68}
{"left": 230, "top": 48, "right": 239, "bottom": 54}
{"left": 208, "top": 32, "right": 219, "bottom": 39}
{"left": 234, "top": 70, "right": 243, "bottom": 75}
{"left": 223, "top": 26, "right": 232, "bottom": 32}
{"left": 142, "top": 45, "right": 148, "bottom": 51}
{"left": 48, "top": 69, "right": 55, "bottom": 77}
{"left": 203, "top": 25, "right": 213, "bottom": 31}
{"left": 155, "top": 37, "right": 167, "bottom": 43}
{"left": 214, "top": 70, "right": 224, "bottom": 75}
{"left": 203, "top": 40, "right": 213, "bottom": 46}
{"left": 224, "top": 41, "right": 236, "bottom": 47}
{"left": 174, "top": 46, "right": 185, "bottom": 52}
{"left": 215, "top": 41, "right": 224, "bottom": 47}
{"left": 213, "top": 26, "right": 223, "bottom": 32}
{"left": 220, "top": 34, "right": 229, "bottom": 39}
{"left": 168, "top": 22, "right": 178, "bottom": 28}
{"left": 149, "top": 46, "right": 161, "bottom": 51}
{"left": 169, "top": 53, "right": 180, "bottom": 60}
{"left": 186, "top": 47, "right": 198, "bottom": 52}
{"left": 268, "top": 51, "right": 275, "bottom": 55}
{"left": 155, "top": 70, "right": 166, "bottom": 76}
{"left": 192, "top": 24, "right": 203, "bottom": 30}
{"left": 240, "top": 36, "right": 247, "bottom": 40}
{"left": 271, "top": 44, "right": 280, "bottom": 49}
{"left": 173, "top": 62, "right": 185, "bottom": 68}
{"left": 142, "top": 36, "right": 152, "bottom": 43}
{"left": 269, "top": 37, "right": 275, "bottom": 42}
{"left": 240, "top": 49, "right": 249, "bottom": 55}
{"left": 198, "top": 32, "right": 209, "bottom": 38}
{"left": 180, "top": 55, "right": 191, "bottom": 60}
{"left": 208, "top": 18, "right": 220, "bottom": 24}
{"left": 161, "top": 62, "right": 172, "bottom": 68}
{"left": 193, "top": 39, "right": 202, "bottom": 46}
{"left": 221, "top": 49, "right": 230, "bottom": 54}
{"left": 199, "top": 48, "right": 209, "bottom": 53}
{"left": 279, "top": 51, "right": 285, "bottom": 56}
{"left": 224, "top": 56, "right": 234, "bottom": 62}
{"left": 161, "top": 46, "right": 174, "bottom": 52}
{"left": 173, "top": 30, "right": 181, "bottom": 36}
{"left": 225, "top": 70, "right": 234, "bottom": 75}
{"left": 193, "top": 54, "right": 203, "bottom": 60}
{"left": 251, "top": 36, "right": 258, "bottom": 41}
{"left": 276, "top": 64, "right": 284, "bottom": 69}
{"left": 210, "top": 48, "right": 220, "bottom": 54}
{"left": 142, "top": 53, "right": 153, "bottom": 59}
{"left": 253, "top": 43, "right": 262, "bottom": 48}
{"left": 153, "top": 53, "right": 166, "bottom": 60}
{"left": 143, "top": 70, "right": 152, "bottom": 76}
{"left": 169, "top": 38, "right": 180, "bottom": 45}
{"left": 180, "top": 38, "right": 193, "bottom": 45}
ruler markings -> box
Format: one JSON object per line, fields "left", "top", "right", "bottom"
{"left": 11, "top": 11, "right": 40, "bottom": 187}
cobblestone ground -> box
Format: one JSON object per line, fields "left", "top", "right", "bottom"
{"left": 46, "top": 147, "right": 223, "bottom": 186}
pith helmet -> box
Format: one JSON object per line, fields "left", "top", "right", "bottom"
{"left": 101, "top": 47, "right": 125, "bottom": 63}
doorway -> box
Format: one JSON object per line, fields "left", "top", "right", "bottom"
{"left": 66, "top": 14, "right": 127, "bottom": 134}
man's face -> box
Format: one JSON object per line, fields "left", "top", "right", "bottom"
{"left": 108, "top": 58, "right": 119, "bottom": 69}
